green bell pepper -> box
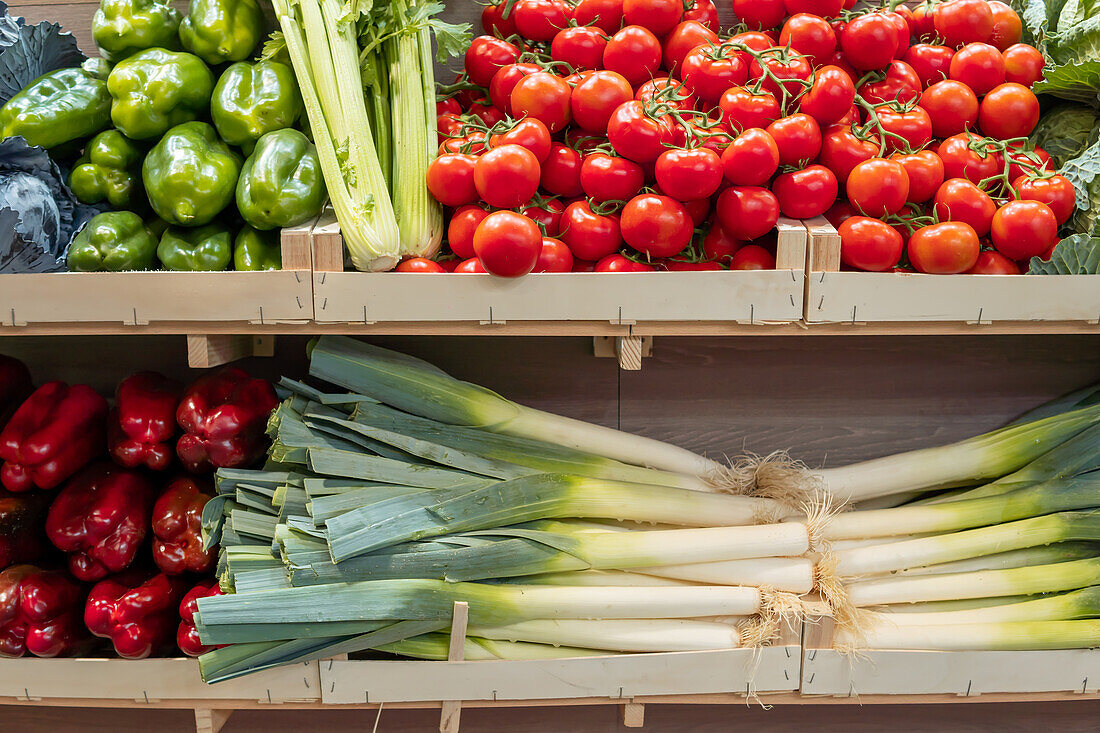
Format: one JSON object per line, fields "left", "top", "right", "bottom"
{"left": 143, "top": 121, "right": 242, "bottom": 226}
{"left": 234, "top": 226, "right": 281, "bottom": 271}
{"left": 69, "top": 130, "right": 144, "bottom": 208}
{"left": 107, "top": 48, "right": 214, "bottom": 140}
{"left": 92, "top": 0, "right": 182, "bottom": 62}
{"left": 66, "top": 211, "right": 158, "bottom": 272}
{"left": 236, "top": 129, "right": 325, "bottom": 231}
{"left": 211, "top": 60, "right": 303, "bottom": 153}
{"left": 179, "top": 0, "right": 265, "bottom": 66}
{"left": 0, "top": 68, "right": 110, "bottom": 149}
{"left": 158, "top": 224, "right": 232, "bottom": 271}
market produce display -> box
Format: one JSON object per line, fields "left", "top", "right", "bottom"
{"left": 0, "top": 0, "right": 327, "bottom": 273}
{"left": 0, "top": 352, "right": 276, "bottom": 659}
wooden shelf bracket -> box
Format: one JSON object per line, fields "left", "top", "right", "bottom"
{"left": 194, "top": 708, "right": 233, "bottom": 733}
{"left": 594, "top": 336, "right": 653, "bottom": 370}
{"left": 186, "top": 335, "right": 276, "bottom": 369}
{"left": 439, "top": 601, "right": 470, "bottom": 733}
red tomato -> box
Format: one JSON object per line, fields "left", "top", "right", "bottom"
{"left": 437, "top": 98, "right": 461, "bottom": 117}
{"left": 824, "top": 199, "right": 859, "bottom": 229}
{"left": 721, "top": 128, "right": 780, "bottom": 186}
{"left": 489, "top": 63, "right": 540, "bottom": 112}
{"left": 839, "top": 216, "right": 904, "bottom": 271}
{"left": 523, "top": 198, "right": 566, "bottom": 237}
{"left": 596, "top": 253, "right": 654, "bottom": 272}
{"left": 622, "top": 0, "right": 683, "bottom": 36}
{"left": 949, "top": 42, "right": 1006, "bottom": 96}
{"left": 607, "top": 101, "right": 677, "bottom": 163}
{"left": 716, "top": 186, "right": 780, "bottom": 241}
{"left": 841, "top": 13, "right": 899, "bottom": 71}
{"left": 819, "top": 125, "right": 878, "bottom": 186}
{"left": 663, "top": 21, "right": 720, "bottom": 72}
{"left": 967, "top": 250, "right": 1021, "bottom": 274}
{"left": 780, "top": 14, "right": 838, "bottom": 66}
{"left": 978, "top": 82, "right": 1040, "bottom": 139}
{"left": 885, "top": 10, "right": 912, "bottom": 59}
{"left": 426, "top": 153, "right": 477, "bottom": 207}
{"left": 560, "top": 201, "right": 623, "bottom": 260}
{"left": 570, "top": 71, "right": 633, "bottom": 134}
{"left": 909, "top": 2, "right": 936, "bottom": 41}
{"left": 1006, "top": 144, "right": 1053, "bottom": 181}
{"left": 904, "top": 44, "right": 955, "bottom": 87}
{"left": 491, "top": 118, "right": 552, "bottom": 162}
{"left": 1002, "top": 43, "right": 1044, "bottom": 87}
{"left": 766, "top": 114, "right": 822, "bottom": 167}
{"left": 683, "top": 0, "right": 719, "bottom": 29}
{"left": 603, "top": 25, "right": 663, "bottom": 86}
{"left": 580, "top": 152, "right": 645, "bottom": 202}
{"left": 680, "top": 196, "right": 711, "bottom": 226}
{"left": 511, "top": 72, "right": 572, "bottom": 133}
{"left": 730, "top": 244, "right": 776, "bottom": 270}
{"left": 938, "top": 134, "right": 1003, "bottom": 186}
{"left": 891, "top": 150, "right": 945, "bottom": 204}
{"left": 1013, "top": 175, "right": 1075, "bottom": 225}
{"left": 533, "top": 237, "right": 574, "bottom": 272}
{"left": 447, "top": 205, "right": 490, "bottom": 259}
{"left": 774, "top": 165, "right": 839, "bottom": 219}
{"left": 572, "top": 0, "right": 625, "bottom": 34}
{"left": 990, "top": 200, "right": 1058, "bottom": 261}
{"left": 468, "top": 98, "right": 506, "bottom": 128}
{"left": 551, "top": 26, "right": 608, "bottom": 71}
{"left": 636, "top": 78, "right": 698, "bottom": 110}
{"left": 988, "top": 1, "right": 1023, "bottom": 51}
{"left": 620, "top": 194, "right": 693, "bottom": 258}
{"left": 719, "top": 87, "right": 780, "bottom": 133}
{"left": 396, "top": 257, "right": 445, "bottom": 273}
{"left": 798, "top": 66, "right": 856, "bottom": 126}
{"left": 785, "top": 0, "right": 842, "bottom": 16}
{"left": 473, "top": 211, "right": 542, "bottom": 277}
{"left": 512, "top": 0, "right": 573, "bottom": 42}
{"left": 750, "top": 53, "right": 814, "bottom": 104}
{"left": 454, "top": 257, "right": 487, "bottom": 273}
{"left": 921, "top": 80, "right": 979, "bottom": 138}
{"left": 731, "top": 0, "right": 785, "bottom": 31}
{"left": 481, "top": 3, "right": 516, "bottom": 37}
{"left": 933, "top": 178, "right": 997, "bottom": 236}
{"left": 847, "top": 159, "right": 909, "bottom": 216}
{"left": 655, "top": 148, "right": 723, "bottom": 202}
{"left": 536, "top": 143, "right": 581, "bottom": 198}
{"left": 465, "top": 36, "right": 521, "bottom": 87}
{"left": 661, "top": 259, "right": 725, "bottom": 271}
{"left": 934, "top": 0, "right": 994, "bottom": 48}
{"left": 873, "top": 105, "right": 932, "bottom": 153}
{"left": 473, "top": 145, "right": 541, "bottom": 209}
{"left": 681, "top": 45, "right": 750, "bottom": 105}
{"left": 731, "top": 30, "right": 779, "bottom": 54}
{"left": 908, "top": 222, "right": 980, "bottom": 274}
{"left": 703, "top": 222, "right": 743, "bottom": 265}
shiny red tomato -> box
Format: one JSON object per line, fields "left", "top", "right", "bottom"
{"left": 1003, "top": 43, "right": 1044, "bottom": 87}
{"left": 473, "top": 144, "right": 541, "bottom": 209}
{"left": 988, "top": 1, "right": 1023, "bottom": 51}
{"left": 718, "top": 87, "right": 780, "bottom": 133}
{"left": 481, "top": 2, "right": 516, "bottom": 37}
{"left": 716, "top": 186, "right": 781, "bottom": 241}
{"left": 938, "top": 134, "right": 1004, "bottom": 186}
{"left": 620, "top": 194, "right": 693, "bottom": 258}
{"left": 551, "top": 26, "right": 608, "bottom": 71}
{"left": 447, "top": 204, "right": 490, "bottom": 259}
{"left": 603, "top": 25, "right": 662, "bottom": 86}
{"left": 841, "top": 13, "right": 898, "bottom": 70}
{"left": 580, "top": 152, "right": 645, "bottom": 202}
{"left": 818, "top": 125, "right": 878, "bottom": 186}
{"left": 1013, "top": 175, "right": 1075, "bottom": 225}
{"left": 780, "top": 14, "right": 837, "bottom": 66}
{"left": 774, "top": 165, "right": 838, "bottom": 219}
{"left": 908, "top": 222, "right": 980, "bottom": 274}
{"left": 663, "top": 21, "right": 719, "bottom": 72}
{"left": 635, "top": 78, "right": 698, "bottom": 110}
{"left": 683, "top": 0, "right": 719, "bottom": 29}
{"left": 473, "top": 211, "right": 543, "bottom": 277}
{"left": 978, "top": 82, "right": 1040, "bottom": 139}
{"left": 595, "top": 253, "right": 654, "bottom": 272}
{"left": 990, "top": 200, "right": 1058, "bottom": 261}
{"left": 623, "top": 0, "right": 682, "bottom": 36}
{"left": 750, "top": 53, "right": 813, "bottom": 103}
{"left": 570, "top": 71, "right": 633, "bottom": 134}
{"left": 523, "top": 198, "right": 566, "bottom": 237}
{"left": 839, "top": 216, "right": 904, "bottom": 271}
{"left": 921, "top": 80, "right": 979, "bottom": 138}
{"left": 873, "top": 105, "right": 932, "bottom": 153}
{"left": 731, "top": 0, "right": 785, "bottom": 31}
{"left": 465, "top": 36, "right": 521, "bottom": 87}
{"left": 454, "top": 257, "right": 487, "bottom": 273}
{"left": 539, "top": 143, "right": 583, "bottom": 197}
{"left": 1006, "top": 144, "right": 1053, "bottom": 181}
{"left": 824, "top": 199, "right": 859, "bottom": 229}
{"left": 396, "top": 257, "right": 445, "bottom": 273}
{"left": 949, "top": 42, "right": 1006, "bottom": 96}
{"left": 572, "top": 0, "right": 625, "bottom": 34}
{"left": 512, "top": 0, "right": 573, "bottom": 42}
{"left": 560, "top": 201, "right": 623, "bottom": 261}
{"left": 655, "top": 148, "right": 723, "bottom": 202}
{"left": 933, "top": 178, "right": 997, "bottom": 236}
{"left": 721, "top": 128, "right": 780, "bottom": 186}
{"left": 607, "top": 100, "right": 677, "bottom": 163}
{"left": 681, "top": 45, "right": 749, "bottom": 105}
{"left": 766, "top": 114, "right": 822, "bottom": 167}
{"left": 798, "top": 66, "right": 856, "bottom": 126}
{"left": 729, "top": 244, "right": 776, "bottom": 270}
{"left": 489, "top": 63, "right": 540, "bottom": 112}
{"left": 785, "top": 0, "right": 843, "bottom": 16}
{"left": 885, "top": 10, "right": 912, "bottom": 59}
{"left": 533, "top": 237, "right": 574, "bottom": 272}
{"left": 703, "top": 222, "right": 743, "bottom": 265}
{"left": 437, "top": 98, "right": 461, "bottom": 117}
{"left": 891, "top": 150, "right": 945, "bottom": 204}
{"left": 510, "top": 72, "right": 573, "bottom": 133}
{"left": 904, "top": 44, "right": 955, "bottom": 87}
{"left": 934, "top": 0, "right": 994, "bottom": 47}
{"left": 426, "top": 153, "right": 478, "bottom": 207}
{"left": 491, "top": 118, "right": 552, "bottom": 162}
{"left": 859, "top": 61, "right": 922, "bottom": 105}
{"left": 967, "top": 250, "right": 1021, "bottom": 274}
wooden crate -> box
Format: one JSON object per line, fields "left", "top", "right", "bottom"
{"left": 800, "top": 616, "right": 1100, "bottom": 698}
{"left": 311, "top": 213, "right": 808, "bottom": 328}
{"left": 0, "top": 225, "right": 314, "bottom": 330}
{"left": 804, "top": 218, "right": 1100, "bottom": 326}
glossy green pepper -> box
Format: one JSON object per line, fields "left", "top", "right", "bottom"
{"left": 179, "top": 0, "right": 265, "bottom": 66}
{"left": 69, "top": 130, "right": 145, "bottom": 208}
{"left": 66, "top": 212, "right": 158, "bottom": 272}
{"left": 143, "top": 122, "right": 242, "bottom": 226}
{"left": 107, "top": 48, "right": 214, "bottom": 140}
{"left": 236, "top": 129, "right": 325, "bottom": 231}
{"left": 158, "top": 225, "right": 232, "bottom": 271}
{"left": 92, "top": 0, "right": 182, "bottom": 62}
{"left": 234, "top": 227, "right": 281, "bottom": 271}
{"left": 211, "top": 60, "right": 302, "bottom": 153}
{"left": 0, "top": 68, "right": 110, "bottom": 149}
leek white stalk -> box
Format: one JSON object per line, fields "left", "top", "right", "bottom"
{"left": 513, "top": 570, "right": 698, "bottom": 587}
{"left": 875, "top": 586, "right": 1100, "bottom": 626}
{"left": 468, "top": 618, "right": 743, "bottom": 653}
{"left": 378, "top": 633, "right": 607, "bottom": 660}
{"left": 639, "top": 557, "right": 816, "bottom": 594}
{"left": 836, "top": 619, "right": 1100, "bottom": 651}
{"left": 888, "top": 542, "right": 1100, "bottom": 577}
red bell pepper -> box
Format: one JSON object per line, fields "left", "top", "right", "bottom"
{"left": 45, "top": 463, "right": 155, "bottom": 582}
{"left": 0, "top": 382, "right": 108, "bottom": 492}
{"left": 177, "top": 579, "right": 222, "bottom": 657}
{"left": 0, "top": 490, "right": 50, "bottom": 568}
{"left": 85, "top": 569, "right": 189, "bottom": 659}
{"left": 152, "top": 477, "right": 215, "bottom": 575}
{"left": 0, "top": 355, "right": 32, "bottom": 432}
{"left": 0, "top": 564, "right": 89, "bottom": 658}
{"left": 109, "top": 371, "right": 182, "bottom": 471}
{"left": 176, "top": 367, "right": 278, "bottom": 473}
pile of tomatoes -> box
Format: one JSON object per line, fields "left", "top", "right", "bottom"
{"left": 416, "top": 0, "right": 1074, "bottom": 277}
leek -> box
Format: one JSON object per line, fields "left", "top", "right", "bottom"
{"left": 378, "top": 633, "right": 607, "bottom": 661}
{"left": 467, "top": 618, "right": 743, "bottom": 652}
{"left": 837, "top": 619, "right": 1100, "bottom": 651}
{"left": 876, "top": 586, "right": 1100, "bottom": 626}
